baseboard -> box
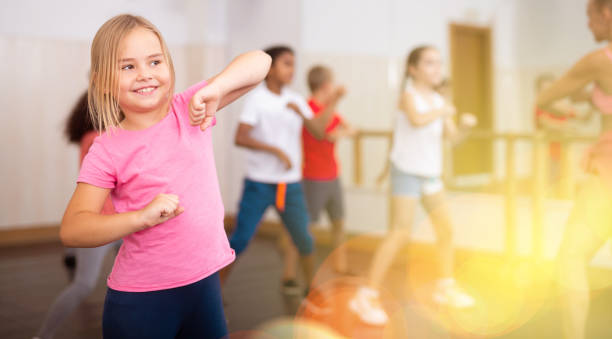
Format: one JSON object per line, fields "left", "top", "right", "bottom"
{"left": 0, "top": 217, "right": 371, "bottom": 251}
{"left": 0, "top": 218, "right": 542, "bottom": 267}
{"left": 0, "top": 225, "right": 61, "bottom": 247}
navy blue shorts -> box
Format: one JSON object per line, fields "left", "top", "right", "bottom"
{"left": 102, "top": 273, "right": 227, "bottom": 339}
{"left": 230, "top": 178, "right": 313, "bottom": 256}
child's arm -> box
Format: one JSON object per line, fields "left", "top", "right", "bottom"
{"left": 288, "top": 86, "right": 346, "bottom": 140}
{"left": 537, "top": 114, "right": 573, "bottom": 132}
{"left": 444, "top": 113, "right": 477, "bottom": 145}
{"left": 60, "top": 183, "right": 184, "bottom": 248}
{"left": 400, "top": 92, "right": 454, "bottom": 127}
{"left": 190, "top": 50, "right": 272, "bottom": 130}
{"left": 537, "top": 51, "right": 597, "bottom": 111}
{"left": 537, "top": 100, "right": 582, "bottom": 133}
{"left": 571, "top": 88, "right": 593, "bottom": 103}
{"left": 234, "top": 123, "right": 292, "bottom": 169}
{"left": 326, "top": 120, "right": 358, "bottom": 142}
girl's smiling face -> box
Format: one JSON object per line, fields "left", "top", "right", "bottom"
{"left": 117, "top": 27, "right": 171, "bottom": 117}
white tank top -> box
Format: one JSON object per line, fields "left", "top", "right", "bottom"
{"left": 390, "top": 85, "right": 445, "bottom": 177}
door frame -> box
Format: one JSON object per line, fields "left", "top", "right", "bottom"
{"left": 447, "top": 22, "right": 494, "bottom": 183}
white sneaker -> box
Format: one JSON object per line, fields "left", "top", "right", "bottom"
{"left": 433, "top": 280, "right": 475, "bottom": 308}
{"left": 348, "top": 286, "right": 389, "bottom": 325}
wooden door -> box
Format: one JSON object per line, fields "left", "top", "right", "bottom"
{"left": 449, "top": 23, "right": 494, "bottom": 176}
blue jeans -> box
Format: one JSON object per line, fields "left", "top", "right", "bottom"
{"left": 102, "top": 273, "right": 227, "bottom": 339}
{"left": 230, "top": 178, "right": 313, "bottom": 256}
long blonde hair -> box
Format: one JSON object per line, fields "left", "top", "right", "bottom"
{"left": 88, "top": 14, "right": 175, "bottom": 131}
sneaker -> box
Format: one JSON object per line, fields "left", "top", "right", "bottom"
{"left": 348, "top": 286, "right": 388, "bottom": 325}
{"left": 281, "top": 279, "right": 301, "bottom": 296}
{"left": 432, "top": 280, "right": 475, "bottom": 308}
{"left": 302, "top": 287, "right": 332, "bottom": 315}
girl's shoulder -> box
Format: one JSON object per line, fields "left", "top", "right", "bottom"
{"left": 577, "top": 48, "right": 612, "bottom": 73}
{"left": 88, "top": 128, "right": 128, "bottom": 151}
{"left": 400, "top": 86, "right": 421, "bottom": 103}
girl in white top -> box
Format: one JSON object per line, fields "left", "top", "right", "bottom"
{"left": 350, "top": 46, "right": 477, "bottom": 325}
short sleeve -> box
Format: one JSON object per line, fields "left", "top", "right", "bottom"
{"left": 239, "top": 93, "right": 260, "bottom": 126}
{"left": 79, "top": 131, "right": 98, "bottom": 165}
{"left": 77, "top": 139, "right": 116, "bottom": 189}
{"left": 295, "top": 96, "right": 314, "bottom": 120}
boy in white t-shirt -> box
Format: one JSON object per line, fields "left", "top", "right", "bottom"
{"left": 223, "top": 46, "right": 342, "bottom": 296}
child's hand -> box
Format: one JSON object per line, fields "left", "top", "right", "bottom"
{"left": 325, "top": 131, "right": 339, "bottom": 143}
{"left": 139, "top": 194, "right": 184, "bottom": 229}
{"left": 460, "top": 113, "right": 478, "bottom": 128}
{"left": 274, "top": 149, "right": 292, "bottom": 170}
{"left": 333, "top": 86, "right": 346, "bottom": 100}
{"left": 443, "top": 105, "right": 457, "bottom": 117}
{"left": 190, "top": 85, "right": 221, "bottom": 131}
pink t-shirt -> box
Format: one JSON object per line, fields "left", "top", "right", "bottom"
{"left": 78, "top": 81, "right": 235, "bottom": 292}
{"left": 80, "top": 131, "right": 115, "bottom": 215}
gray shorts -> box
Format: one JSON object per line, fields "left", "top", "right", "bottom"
{"left": 302, "top": 178, "right": 345, "bottom": 223}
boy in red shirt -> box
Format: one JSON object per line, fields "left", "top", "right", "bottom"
{"left": 293, "top": 65, "right": 355, "bottom": 274}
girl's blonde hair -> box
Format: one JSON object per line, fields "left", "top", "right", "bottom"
{"left": 88, "top": 14, "right": 175, "bottom": 131}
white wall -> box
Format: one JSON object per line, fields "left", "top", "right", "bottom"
{"left": 1, "top": 0, "right": 603, "bottom": 231}
{"left": 0, "top": 0, "right": 226, "bottom": 45}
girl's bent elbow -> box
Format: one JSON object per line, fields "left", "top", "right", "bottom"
{"left": 258, "top": 50, "right": 272, "bottom": 66}
{"left": 59, "top": 225, "right": 75, "bottom": 247}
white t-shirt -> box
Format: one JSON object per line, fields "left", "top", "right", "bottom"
{"left": 390, "top": 85, "right": 445, "bottom": 177}
{"left": 239, "top": 84, "right": 313, "bottom": 183}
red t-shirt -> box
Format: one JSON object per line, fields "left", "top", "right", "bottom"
{"left": 302, "top": 99, "right": 343, "bottom": 180}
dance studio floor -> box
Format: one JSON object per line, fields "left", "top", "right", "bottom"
{"left": 2, "top": 235, "right": 612, "bottom": 338}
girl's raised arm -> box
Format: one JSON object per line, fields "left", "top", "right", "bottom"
{"left": 537, "top": 51, "right": 599, "bottom": 110}
{"left": 210, "top": 50, "right": 272, "bottom": 110}
{"left": 190, "top": 50, "right": 271, "bottom": 129}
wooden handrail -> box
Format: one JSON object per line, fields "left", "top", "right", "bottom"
{"left": 356, "top": 128, "right": 597, "bottom": 142}
{"left": 351, "top": 128, "right": 598, "bottom": 257}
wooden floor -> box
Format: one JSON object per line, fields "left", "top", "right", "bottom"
{"left": 1, "top": 236, "right": 612, "bottom": 338}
